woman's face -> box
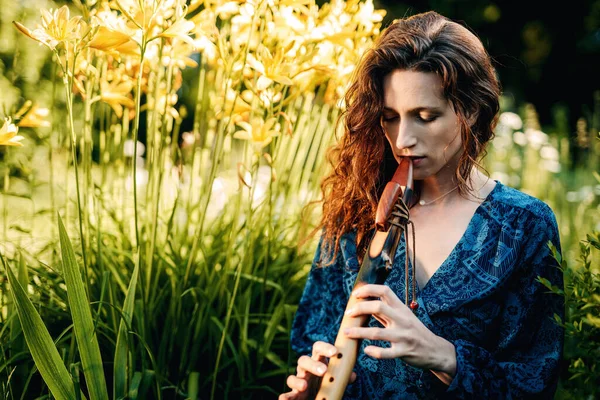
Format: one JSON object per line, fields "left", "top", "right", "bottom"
{"left": 381, "top": 69, "right": 463, "bottom": 181}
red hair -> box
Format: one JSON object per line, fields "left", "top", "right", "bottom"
{"left": 301, "top": 11, "right": 501, "bottom": 267}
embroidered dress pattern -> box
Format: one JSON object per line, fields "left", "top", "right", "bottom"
{"left": 290, "top": 181, "right": 564, "bottom": 399}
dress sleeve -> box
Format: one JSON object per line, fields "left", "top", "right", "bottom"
{"left": 444, "top": 207, "right": 564, "bottom": 399}
{"left": 290, "top": 234, "right": 349, "bottom": 357}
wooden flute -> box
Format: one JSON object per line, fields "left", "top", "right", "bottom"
{"left": 314, "top": 158, "right": 415, "bottom": 400}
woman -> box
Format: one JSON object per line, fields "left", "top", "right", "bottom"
{"left": 280, "top": 10, "right": 564, "bottom": 400}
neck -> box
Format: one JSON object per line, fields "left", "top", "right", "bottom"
{"left": 417, "top": 168, "right": 490, "bottom": 207}
{"left": 419, "top": 171, "right": 460, "bottom": 206}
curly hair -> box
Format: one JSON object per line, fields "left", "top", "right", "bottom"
{"left": 300, "top": 11, "right": 501, "bottom": 267}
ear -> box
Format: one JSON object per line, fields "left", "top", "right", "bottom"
{"left": 466, "top": 109, "right": 479, "bottom": 127}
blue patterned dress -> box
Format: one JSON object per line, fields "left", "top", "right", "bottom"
{"left": 290, "top": 180, "right": 564, "bottom": 399}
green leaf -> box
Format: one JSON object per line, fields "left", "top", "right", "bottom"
{"left": 586, "top": 233, "right": 600, "bottom": 251}
{"left": 58, "top": 215, "right": 109, "bottom": 400}
{"left": 114, "top": 250, "right": 140, "bottom": 399}
{"left": 9, "top": 252, "right": 29, "bottom": 346}
{"left": 264, "top": 351, "right": 287, "bottom": 370}
{"left": 569, "top": 372, "right": 584, "bottom": 381}
{"left": 1, "top": 253, "right": 78, "bottom": 400}
{"left": 187, "top": 371, "right": 200, "bottom": 400}
{"left": 584, "top": 313, "right": 600, "bottom": 328}
{"left": 71, "top": 363, "right": 82, "bottom": 400}
{"left": 553, "top": 313, "right": 563, "bottom": 325}
{"left": 127, "top": 371, "right": 142, "bottom": 399}
{"left": 137, "top": 369, "right": 155, "bottom": 399}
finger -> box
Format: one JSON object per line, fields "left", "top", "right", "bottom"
{"left": 312, "top": 341, "right": 337, "bottom": 359}
{"left": 278, "top": 392, "right": 298, "bottom": 400}
{"left": 287, "top": 374, "right": 309, "bottom": 392}
{"left": 350, "top": 372, "right": 357, "bottom": 383}
{"left": 364, "top": 345, "right": 401, "bottom": 359}
{"left": 345, "top": 300, "right": 394, "bottom": 322}
{"left": 344, "top": 326, "right": 398, "bottom": 342}
{"left": 344, "top": 327, "right": 401, "bottom": 343}
{"left": 352, "top": 284, "right": 404, "bottom": 308}
{"left": 296, "top": 355, "right": 310, "bottom": 378}
{"left": 279, "top": 389, "right": 302, "bottom": 400}
{"left": 298, "top": 354, "right": 328, "bottom": 377}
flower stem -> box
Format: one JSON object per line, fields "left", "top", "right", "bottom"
{"left": 64, "top": 70, "right": 90, "bottom": 295}
{"left": 131, "top": 43, "right": 146, "bottom": 250}
{"left": 57, "top": 44, "right": 90, "bottom": 296}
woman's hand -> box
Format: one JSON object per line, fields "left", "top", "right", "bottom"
{"left": 279, "top": 341, "right": 357, "bottom": 399}
{"left": 344, "top": 284, "right": 456, "bottom": 382}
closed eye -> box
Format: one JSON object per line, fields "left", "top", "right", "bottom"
{"left": 417, "top": 114, "right": 437, "bottom": 123}
{"left": 381, "top": 115, "right": 437, "bottom": 123}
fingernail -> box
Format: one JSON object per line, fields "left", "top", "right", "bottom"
{"left": 344, "top": 308, "right": 354, "bottom": 315}
{"left": 317, "top": 366, "right": 326, "bottom": 374}
{"left": 343, "top": 328, "right": 350, "bottom": 335}
{"left": 352, "top": 290, "right": 360, "bottom": 297}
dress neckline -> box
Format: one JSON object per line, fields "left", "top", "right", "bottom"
{"left": 413, "top": 179, "right": 502, "bottom": 295}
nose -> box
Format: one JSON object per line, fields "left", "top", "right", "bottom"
{"left": 387, "top": 119, "right": 417, "bottom": 153}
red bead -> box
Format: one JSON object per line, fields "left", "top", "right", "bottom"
{"left": 409, "top": 300, "right": 419, "bottom": 310}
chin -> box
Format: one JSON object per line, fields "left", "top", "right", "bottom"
{"left": 411, "top": 167, "right": 430, "bottom": 180}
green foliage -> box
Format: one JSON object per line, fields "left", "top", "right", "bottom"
{"left": 544, "top": 232, "right": 600, "bottom": 399}
{"left": 57, "top": 214, "right": 109, "bottom": 400}
{"left": 2, "top": 252, "right": 79, "bottom": 400}
{"left": 113, "top": 252, "right": 139, "bottom": 400}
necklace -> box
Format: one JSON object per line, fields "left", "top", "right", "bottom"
{"left": 418, "top": 186, "right": 458, "bottom": 206}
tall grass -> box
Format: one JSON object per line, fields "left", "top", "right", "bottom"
{"left": 0, "top": 0, "right": 384, "bottom": 398}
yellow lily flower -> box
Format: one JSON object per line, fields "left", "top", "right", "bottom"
{"left": 0, "top": 118, "right": 25, "bottom": 147}
{"left": 246, "top": 45, "right": 294, "bottom": 91}
{"left": 233, "top": 117, "right": 280, "bottom": 151}
{"left": 111, "top": 0, "right": 158, "bottom": 32}
{"left": 213, "top": 88, "right": 252, "bottom": 124}
{"left": 13, "top": 5, "right": 84, "bottom": 50}
{"left": 190, "top": 9, "right": 219, "bottom": 64}
{"left": 162, "top": 41, "right": 198, "bottom": 69}
{"left": 88, "top": 26, "right": 133, "bottom": 51}
{"left": 229, "top": 2, "right": 258, "bottom": 50}
{"left": 113, "top": 39, "right": 142, "bottom": 56}
{"left": 100, "top": 79, "right": 135, "bottom": 118}
{"left": 158, "top": 5, "right": 195, "bottom": 48}
{"left": 353, "top": 0, "right": 386, "bottom": 32}
{"left": 269, "top": 3, "right": 314, "bottom": 43}
{"left": 214, "top": 1, "right": 240, "bottom": 20}
{"left": 87, "top": 7, "right": 141, "bottom": 55}
{"left": 17, "top": 104, "right": 51, "bottom": 128}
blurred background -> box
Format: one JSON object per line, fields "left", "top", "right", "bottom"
{"left": 373, "top": 0, "right": 600, "bottom": 136}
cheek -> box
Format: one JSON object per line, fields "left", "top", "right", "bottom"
{"left": 384, "top": 132, "right": 398, "bottom": 152}
{"left": 435, "top": 124, "right": 462, "bottom": 148}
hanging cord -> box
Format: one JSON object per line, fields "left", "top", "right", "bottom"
{"left": 404, "top": 222, "right": 409, "bottom": 305}
{"left": 403, "top": 220, "right": 417, "bottom": 310}
{"left": 389, "top": 196, "right": 418, "bottom": 310}
{"left": 409, "top": 220, "right": 416, "bottom": 308}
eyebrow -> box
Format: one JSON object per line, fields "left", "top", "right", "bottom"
{"left": 382, "top": 106, "right": 442, "bottom": 113}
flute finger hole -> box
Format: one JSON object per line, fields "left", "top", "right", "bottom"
{"left": 336, "top": 353, "right": 343, "bottom": 359}
{"left": 329, "top": 377, "right": 334, "bottom": 382}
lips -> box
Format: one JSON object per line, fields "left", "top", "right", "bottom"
{"left": 400, "top": 155, "right": 425, "bottom": 160}
{"left": 402, "top": 155, "right": 425, "bottom": 166}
